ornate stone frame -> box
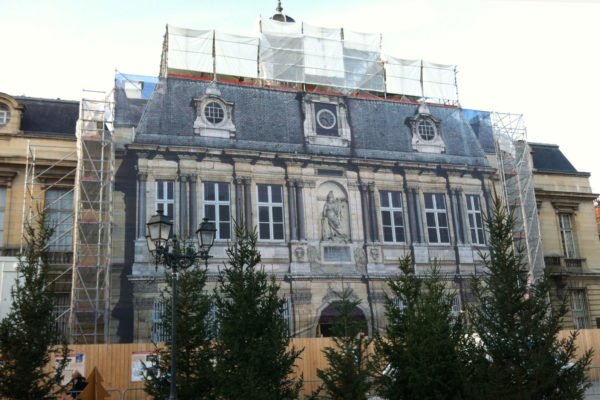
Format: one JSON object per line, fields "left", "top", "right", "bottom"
{"left": 193, "top": 85, "right": 236, "bottom": 139}
{"left": 408, "top": 103, "right": 445, "bottom": 154}
{"left": 302, "top": 93, "right": 351, "bottom": 147}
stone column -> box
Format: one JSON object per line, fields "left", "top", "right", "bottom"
{"left": 179, "top": 176, "right": 188, "bottom": 237}
{"left": 413, "top": 188, "right": 424, "bottom": 243}
{"left": 189, "top": 175, "right": 197, "bottom": 233}
{"left": 454, "top": 189, "right": 466, "bottom": 244}
{"left": 234, "top": 177, "right": 243, "bottom": 226}
{"left": 137, "top": 172, "right": 147, "bottom": 239}
{"left": 287, "top": 180, "right": 297, "bottom": 241}
{"left": 406, "top": 186, "right": 417, "bottom": 244}
{"left": 360, "top": 183, "right": 372, "bottom": 243}
{"left": 244, "top": 178, "right": 252, "bottom": 231}
{"left": 295, "top": 181, "right": 306, "bottom": 240}
{"left": 368, "top": 183, "right": 379, "bottom": 242}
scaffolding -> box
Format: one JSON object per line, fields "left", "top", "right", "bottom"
{"left": 491, "top": 112, "right": 545, "bottom": 282}
{"left": 22, "top": 141, "right": 78, "bottom": 335}
{"left": 69, "top": 90, "right": 114, "bottom": 344}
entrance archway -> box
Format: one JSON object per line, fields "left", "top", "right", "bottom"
{"left": 316, "top": 302, "right": 367, "bottom": 337}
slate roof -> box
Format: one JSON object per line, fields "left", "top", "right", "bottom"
{"left": 14, "top": 97, "right": 78, "bottom": 137}
{"left": 132, "top": 77, "right": 491, "bottom": 168}
{"left": 529, "top": 142, "right": 582, "bottom": 174}
{"left": 114, "top": 73, "right": 157, "bottom": 127}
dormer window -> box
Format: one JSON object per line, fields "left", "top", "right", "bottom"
{"left": 408, "top": 103, "right": 444, "bottom": 154}
{"left": 303, "top": 94, "right": 351, "bottom": 147}
{"left": 193, "top": 83, "right": 236, "bottom": 138}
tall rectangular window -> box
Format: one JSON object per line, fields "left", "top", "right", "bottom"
{"left": 379, "top": 190, "right": 406, "bottom": 243}
{"left": 424, "top": 193, "right": 450, "bottom": 244}
{"left": 203, "top": 182, "right": 231, "bottom": 240}
{"left": 559, "top": 214, "right": 577, "bottom": 258}
{"left": 0, "top": 187, "right": 6, "bottom": 247}
{"left": 155, "top": 180, "right": 175, "bottom": 222}
{"left": 466, "top": 195, "right": 486, "bottom": 245}
{"left": 45, "top": 189, "right": 74, "bottom": 251}
{"left": 257, "top": 184, "right": 284, "bottom": 241}
{"left": 571, "top": 290, "right": 588, "bottom": 329}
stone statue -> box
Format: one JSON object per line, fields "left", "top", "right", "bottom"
{"left": 321, "top": 190, "right": 348, "bottom": 242}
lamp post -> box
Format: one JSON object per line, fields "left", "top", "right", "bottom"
{"left": 146, "top": 211, "right": 216, "bottom": 400}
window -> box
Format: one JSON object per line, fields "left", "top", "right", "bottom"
{"left": 155, "top": 180, "right": 174, "bottom": 222}
{"left": 151, "top": 299, "right": 168, "bottom": 342}
{"left": 417, "top": 119, "right": 436, "bottom": 141}
{"left": 571, "top": 290, "right": 589, "bottom": 329}
{"left": 0, "top": 105, "right": 9, "bottom": 127}
{"left": 424, "top": 193, "right": 450, "bottom": 244}
{"left": 466, "top": 195, "right": 486, "bottom": 245}
{"left": 204, "top": 101, "right": 225, "bottom": 125}
{"left": 45, "top": 190, "right": 74, "bottom": 251}
{"left": 0, "top": 187, "right": 5, "bottom": 246}
{"left": 203, "top": 182, "right": 231, "bottom": 240}
{"left": 257, "top": 184, "right": 284, "bottom": 241}
{"left": 379, "top": 191, "right": 406, "bottom": 243}
{"left": 559, "top": 214, "right": 577, "bottom": 258}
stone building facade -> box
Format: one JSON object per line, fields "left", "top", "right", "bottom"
{"left": 112, "top": 75, "right": 496, "bottom": 341}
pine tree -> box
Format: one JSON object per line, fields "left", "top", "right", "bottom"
{"left": 315, "top": 288, "right": 373, "bottom": 400}
{"left": 214, "top": 225, "right": 303, "bottom": 400}
{"left": 466, "top": 191, "right": 592, "bottom": 399}
{"left": 0, "top": 217, "right": 70, "bottom": 400}
{"left": 373, "top": 256, "right": 467, "bottom": 400}
{"left": 143, "top": 259, "right": 215, "bottom": 399}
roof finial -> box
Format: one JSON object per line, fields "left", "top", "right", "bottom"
{"left": 276, "top": 0, "right": 283, "bottom": 13}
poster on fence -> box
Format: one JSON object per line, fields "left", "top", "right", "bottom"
{"left": 132, "top": 351, "right": 159, "bottom": 382}
{"left": 55, "top": 353, "right": 85, "bottom": 385}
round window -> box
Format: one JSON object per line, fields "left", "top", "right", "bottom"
{"left": 204, "top": 101, "right": 225, "bottom": 124}
{"left": 417, "top": 119, "right": 435, "bottom": 141}
{"left": 316, "top": 109, "right": 337, "bottom": 130}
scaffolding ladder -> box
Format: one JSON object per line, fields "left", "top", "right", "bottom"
{"left": 69, "top": 90, "right": 114, "bottom": 344}
{"left": 491, "top": 112, "right": 545, "bottom": 282}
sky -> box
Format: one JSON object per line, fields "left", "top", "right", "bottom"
{"left": 2, "top": 0, "right": 600, "bottom": 193}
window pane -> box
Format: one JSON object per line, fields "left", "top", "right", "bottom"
{"left": 157, "top": 182, "right": 164, "bottom": 199}
{"left": 393, "top": 211, "right": 403, "bottom": 226}
{"left": 391, "top": 192, "right": 401, "bottom": 208}
{"left": 157, "top": 203, "right": 164, "bottom": 213}
{"left": 380, "top": 192, "right": 389, "bottom": 207}
{"left": 383, "top": 227, "right": 393, "bottom": 242}
{"left": 205, "top": 183, "right": 215, "bottom": 201}
{"left": 426, "top": 213, "right": 436, "bottom": 226}
{"left": 395, "top": 227, "right": 405, "bottom": 243}
{"left": 205, "top": 205, "right": 215, "bottom": 221}
{"left": 435, "top": 194, "right": 445, "bottom": 208}
{"left": 258, "top": 185, "right": 268, "bottom": 203}
{"left": 273, "top": 223, "right": 284, "bottom": 240}
{"left": 440, "top": 228, "right": 450, "bottom": 243}
{"left": 167, "top": 182, "right": 173, "bottom": 199}
{"left": 167, "top": 204, "right": 174, "bottom": 219}
{"left": 428, "top": 228, "right": 438, "bottom": 243}
{"left": 258, "top": 206, "right": 269, "bottom": 223}
{"left": 259, "top": 224, "right": 270, "bottom": 239}
{"left": 424, "top": 194, "right": 433, "bottom": 209}
{"left": 218, "top": 183, "right": 229, "bottom": 201}
{"left": 382, "top": 211, "right": 391, "bottom": 226}
{"left": 438, "top": 214, "right": 448, "bottom": 228}
{"left": 272, "top": 207, "right": 283, "bottom": 222}
{"left": 271, "top": 185, "right": 282, "bottom": 203}
{"left": 219, "top": 223, "right": 230, "bottom": 239}
{"left": 219, "top": 205, "right": 229, "bottom": 221}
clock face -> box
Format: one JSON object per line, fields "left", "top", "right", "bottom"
{"left": 316, "top": 109, "right": 337, "bottom": 130}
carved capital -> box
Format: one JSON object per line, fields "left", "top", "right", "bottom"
{"left": 137, "top": 171, "right": 148, "bottom": 181}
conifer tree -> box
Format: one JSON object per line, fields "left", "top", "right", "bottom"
{"left": 0, "top": 217, "right": 70, "bottom": 400}
{"left": 373, "top": 256, "right": 467, "bottom": 400}
{"left": 213, "top": 225, "right": 302, "bottom": 399}
{"left": 315, "top": 288, "right": 373, "bottom": 400}
{"left": 465, "top": 191, "right": 592, "bottom": 399}
{"left": 143, "top": 260, "right": 215, "bottom": 399}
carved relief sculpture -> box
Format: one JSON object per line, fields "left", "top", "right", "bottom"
{"left": 321, "top": 190, "right": 349, "bottom": 242}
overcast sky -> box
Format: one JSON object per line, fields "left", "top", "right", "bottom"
{"left": 2, "top": 0, "right": 599, "bottom": 193}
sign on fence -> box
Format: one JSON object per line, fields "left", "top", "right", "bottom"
{"left": 55, "top": 353, "right": 86, "bottom": 385}
{"left": 131, "top": 351, "right": 158, "bottom": 382}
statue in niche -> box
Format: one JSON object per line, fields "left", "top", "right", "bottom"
{"left": 321, "top": 190, "right": 349, "bottom": 242}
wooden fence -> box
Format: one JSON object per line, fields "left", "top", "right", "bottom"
{"left": 52, "top": 331, "right": 599, "bottom": 399}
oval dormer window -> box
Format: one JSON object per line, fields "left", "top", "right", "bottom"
{"left": 417, "top": 119, "right": 436, "bottom": 141}
{"left": 204, "top": 101, "right": 225, "bottom": 125}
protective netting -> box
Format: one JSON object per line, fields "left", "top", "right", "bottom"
{"left": 163, "top": 21, "right": 458, "bottom": 102}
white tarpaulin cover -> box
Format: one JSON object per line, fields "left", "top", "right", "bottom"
{"left": 164, "top": 22, "right": 458, "bottom": 102}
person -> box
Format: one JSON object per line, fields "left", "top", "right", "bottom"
{"left": 67, "top": 370, "right": 87, "bottom": 399}
{"left": 321, "top": 190, "right": 348, "bottom": 241}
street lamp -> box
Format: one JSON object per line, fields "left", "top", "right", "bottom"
{"left": 146, "top": 210, "right": 216, "bottom": 400}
